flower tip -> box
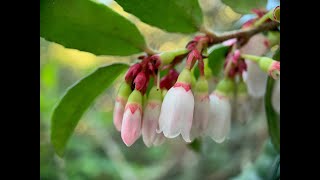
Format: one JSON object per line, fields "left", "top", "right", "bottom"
{"left": 142, "top": 139, "right": 152, "bottom": 148}
{"left": 271, "top": 70, "right": 280, "bottom": 80}
{"left": 273, "top": 6, "right": 280, "bottom": 22}
{"left": 153, "top": 134, "right": 165, "bottom": 146}
{"left": 269, "top": 61, "right": 280, "bottom": 80}
{"left": 114, "top": 122, "right": 121, "bottom": 132}
{"left": 121, "top": 132, "right": 139, "bottom": 147}
{"left": 212, "top": 136, "right": 226, "bottom": 143}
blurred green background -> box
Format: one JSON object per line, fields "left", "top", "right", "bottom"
{"left": 40, "top": 0, "right": 279, "bottom": 179}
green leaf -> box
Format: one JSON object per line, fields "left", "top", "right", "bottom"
{"left": 207, "top": 44, "right": 230, "bottom": 76}
{"left": 264, "top": 50, "right": 280, "bottom": 153}
{"left": 221, "top": 0, "right": 268, "bottom": 14}
{"left": 51, "top": 63, "right": 129, "bottom": 157}
{"left": 40, "top": 0, "right": 146, "bottom": 56}
{"left": 265, "top": 77, "right": 280, "bottom": 152}
{"left": 115, "top": 0, "right": 203, "bottom": 33}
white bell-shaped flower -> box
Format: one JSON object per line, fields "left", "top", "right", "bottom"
{"left": 158, "top": 68, "right": 194, "bottom": 142}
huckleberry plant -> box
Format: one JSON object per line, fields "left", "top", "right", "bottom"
{"left": 113, "top": 7, "right": 280, "bottom": 146}
{"left": 44, "top": 0, "right": 280, "bottom": 157}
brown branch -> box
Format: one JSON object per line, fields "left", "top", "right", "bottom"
{"left": 209, "top": 21, "right": 280, "bottom": 46}
{"left": 156, "top": 21, "right": 279, "bottom": 68}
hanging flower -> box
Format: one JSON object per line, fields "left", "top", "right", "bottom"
{"left": 190, "top": 77, "right": 209, "bottom": 140}
{"left": 121, "top": 90, "right": 143, "bottom": 147}
{"left": 241, "top": 34, "right": 269, "bottom": 97}
{"left": 142, "top": 86, "right": 164, "bottom": 147}
{"left": 113, "top": 82, "right": 132, "bottom": 131}
{"left": 235, "top": 80, "right": 251, "bottom": 124}
{"left": 158, "top": 68, "right": 194, "bottom": 142}
{"left": 206, "top": 78, "right": 234, "bottom": 143}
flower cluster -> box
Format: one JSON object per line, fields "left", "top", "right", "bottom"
{"left": 113, "top": 32, "right": 280, "bottom": 147}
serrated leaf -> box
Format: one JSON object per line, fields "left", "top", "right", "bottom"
{"left": 222, "top": 0, "right": 268, "bottom": 14}
{"left": 207, "top": 44, "right": 230, "bottom": 76}
{"left": 40, "top": 0, "right": 146, "bottom": 56}
{"left": 115, "top": 0, "right": 203, "bottom": 33}
{"left": 51, "top": 63, "right": 129, "bottom": 156}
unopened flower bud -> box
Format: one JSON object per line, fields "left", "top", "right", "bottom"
{"left": 134, "top": 71, "right": 149, "bottom": 94}
{"left": 113, "top": 82, "right": 132, "bottom": 131}
{"left": 125, "top": 63, "right": 142, "bottom": 84}
{"left": 121, "top": 90, "right": 143, "bottom": 147}
{"left": 269, "top": 6, "right": 280, "bottom": 23}
{"left": 258, "top": 57, "right": 280, "bottom": 80}
{"left": 160, "top": 69, "right": 179, "bottom": 90}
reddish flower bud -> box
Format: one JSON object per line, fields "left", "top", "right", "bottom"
{"left": 242, "top": 19, "right": 255, "bottom": 29}
{"left": 160, "top": 69, "right": 179, "bottom": 90}
{"left": 133, "top": 71, "right": 149, "bottom": 94}
{"left": 238, "top": 59, "right": 247, "bottom": 74}
{"left": 168, "top": 69, "right": 179, "bottom": 82}
{"left": 125, "top": 63, "right": 142, "bottom": 84}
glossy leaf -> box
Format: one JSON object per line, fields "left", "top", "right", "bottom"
{"left": 221, "top": 0, "right": 268, "bottom": 14}
{"left": 207, "top": 44, "right": 230, "bottom": 76}
{"left": 51, "top": 63, "right": 129, "bottom": 156}
{"left": 264, "top": 48, "right": 280, "bottom": 152}
{"left": 115, "top": 0, "right": 203, "bottom": 33}
{"left": 40, "top": 0, "right": 146, "bottom": 56}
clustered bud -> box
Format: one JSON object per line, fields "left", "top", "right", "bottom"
{"left": 112, "top": 22, "right": 280, "bottom": 147}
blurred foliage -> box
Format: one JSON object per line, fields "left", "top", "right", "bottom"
{"left": 40, "top": 0, "right": 279, "bottom": 179}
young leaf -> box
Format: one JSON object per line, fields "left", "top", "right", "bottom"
{"left": 115, "top": 0, "right": 203, "bottom": 33}
{"left": 51, "top": 63, "right": 129, "bottom": 157}
{"left": 207, "top": 44, "right": 230, "bottom": 76}
{"left": 40, "top": 0, "right": 146, "bottom": 56}
{"left": 221, "top": 0, "right": 268, "bottom": 14}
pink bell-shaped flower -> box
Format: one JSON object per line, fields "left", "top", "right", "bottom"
{"left": 121, "top": 90, "right": 143, "bottom": 147}
{"left": 113, "top": 82, "right": 132, "bottom": 131}
{"left": 158, "top": 68, "right": 194, "bottom": 142}
{"left": 206, "top": 78, "right": 234, "bottom": 143}
{"left": 190, "top": 77, "right": 209, "bottom": 140}
{"left": 142, "top": 86, "right": 164, "bottom": 147}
